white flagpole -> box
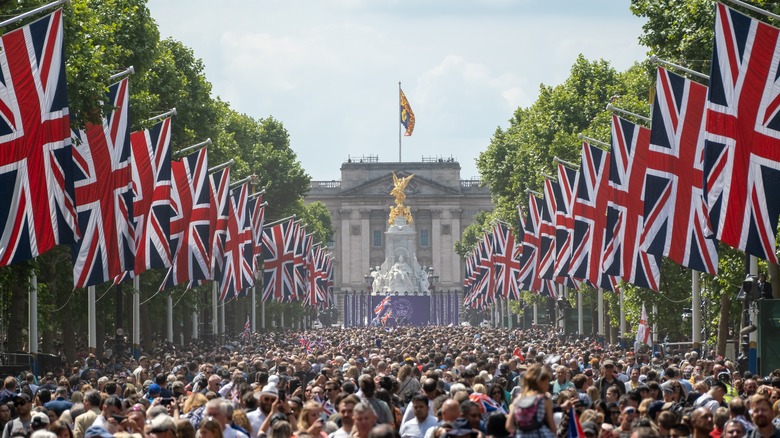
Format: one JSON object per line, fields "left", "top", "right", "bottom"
{"left": 692, "top": 270, "right": 701, "bottom": 348}
{"left": 29, "top": 275, "right": 38, "bottom": 354}
{"left": 0, "top": 0, "right": 69, "bottom": 29}
{"left": 166, "top": 294, "right": 173, "bottom": 342}
{"left": 398, "top": 82, "right": 402, "bottom": 162}
{"left": 619, "top": 291, "right": 626, "bottom": 340}
{"left": 597, "top": 288, "right": 605, "bottom": 336}
{"left": 88, "top": 285, "right": 97, "bottom": 353}
{"left": 133, "top": 276, "right": 140, "bottom": 355}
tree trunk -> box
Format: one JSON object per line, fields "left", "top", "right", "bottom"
{"left": 716, "top": 290, "right": 731, "bottom": 357}
{"left": 6, "top": 264, "right": 31, "bottom": 352}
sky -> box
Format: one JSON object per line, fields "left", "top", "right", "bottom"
{"left": 146, "top": 0, "right": 649, "bottom": 182}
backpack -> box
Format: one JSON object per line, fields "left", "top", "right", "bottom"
{"left": 514, "top": 394, "right": 543, "bottom": 431}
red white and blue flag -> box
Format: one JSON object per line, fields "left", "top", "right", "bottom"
{"left": 0, "top": 9, "right": 79, "bottom": 266}
{"left": 643, "top": 67, "right": 718, "bottom": 274}
{"left": 298, "top": 335, "right": 312, "bottom": 354}
{"left": 469, "top": 392, "right": 503, "bottom": 415}
{"left": 242, "top": 316, "right": 251, "bottom": 341}
{"left": 517, "top": 197, "right": 541, "bottom": 293}
{"left": 247, "top": 194, "right": 266, "bottom": 271}
{"left": 162, "top": 148, "right": 210, "bottom": 290}
{"left": 293, "top": 224, "right": 312, "bottom": 301}
{"left": 261, "top": 219, "right": 297, "bottom": 302}
{"left": 71, "top": 78, "right": 133, "bottom": 287}
{"left": 570, "top": 142, "right": 617, "bottom": 291}
{"left": 374, "top": 295, "right": 391, "bottom": 315}
{"left": 131, "top": 117, "right": 173, "bottom": 275}
{"left": 219, "top": 182, "right": 253, "bottom": 301}
{"left": 208, "top": 167, "right": 231, "bottom": 281}
{"left": 704, "top": 3, "right": 780, "bottom": 263}
{"left": 539, "top": 179, "right": 558, "bottom": 282}
{"left": 567, "top": 406, "right": 585, "bottom": 438}
{"left": 553, "top": 164, "right": 578, "bottom": 280}
{"left": 602, "top": 115, "right": 661, "bottom": 290}
{"left": 492, "top": 222, "right": 521, "bottom": 301}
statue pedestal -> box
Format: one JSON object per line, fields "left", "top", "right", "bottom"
{"left": 369, "top": 217, "right": 428, "bottom": 295}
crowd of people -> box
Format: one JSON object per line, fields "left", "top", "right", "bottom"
{"left": 0, "top": 326, "right": 779, "bottom": 438}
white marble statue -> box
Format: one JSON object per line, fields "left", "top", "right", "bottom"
{"left": 388, "top": 255, "right": 415, "bottom": 293}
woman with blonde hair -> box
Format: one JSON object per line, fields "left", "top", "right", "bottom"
{"left": 505, "top": 364, "right": 556, "bottom": 437}
{"left": 198, "top": 418, "right": 223, "bottom": 438}
{"left": 396, "top": 365, "right": 420, "bottom": 403}
{"left": 297, "top": 400, "right": 327, "bottom": 438}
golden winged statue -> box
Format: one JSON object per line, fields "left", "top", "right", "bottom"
{"left": 389, "top": 172, "right": 414, "bottom": 225}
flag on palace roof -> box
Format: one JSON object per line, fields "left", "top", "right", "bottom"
{"left": 400, "top": 88, "right": 415, "bottom": 136}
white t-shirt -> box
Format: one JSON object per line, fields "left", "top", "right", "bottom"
{"left": 400, "top": 416, "right": 438, "bottom": 438}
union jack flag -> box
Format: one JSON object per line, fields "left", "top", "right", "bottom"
{"left": 553, "top": 164, "right": 578, "bottom": 279}
{"left": 261, "top": 219, "right": 297, "bottom": 302}
{"left": 374, "top": 295, "right": 391, "bottom": 314}
{"left": 517, "top": 197, "right": 541, "bottom": 293}
{"left": 642, "top": 67, "right": 719, "bottom": 274}
{"left": 161, "top": 148, "right": 209, "bottom": 290}
{"left": 704, "top": 4, "right": 780, "bottom": 263}
{"left": 242, "top": 316, "right": 251, "bottom": 342}
{"left": 469, "top": 392, "right": 502, "bottom": 415}
{"left": 293, "top": 224, "right": 312, "bottom": 301}
{"left": 0, "top": 9, "right": 79, "bottom": 266}
{"left": 219, "top": 182, "right": 253, "bottom": 301}
{"left": 602, "top": 115, "right": 661, "bottom": 290}
{"left": 492, "top": 222, "right": 521, "bottom": 300}
{"left": 569, "top": 142, "right": 617, "bottom": 290}
{"left": 208, "top": 167, "right": 230, "bottom": 280}
{"left": 131, "top": 117, "right": 173, "bottom": 275}
{"left": 539, "top": 179, "right": 558, "bottom": 281}
{"left": 306, "top": 245, "right": 329, "bottom": 308}
{"left": 71, "top": 78, "right": 133, "bottom": 287}
{"left": 298, "top": 335, "right": 312, "bottom": 354}
{"left": 381, "top": 310, "right": 393, "bottom": 325}
{"left": 247, "top": 194, "right": 265, "bottom": 271}
{"left": 468, "top": 232, "right": 494, "bottom": 308}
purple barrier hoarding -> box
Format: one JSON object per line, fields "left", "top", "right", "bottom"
{"left": 371, "top": 295, "right": 431, "bottom": 326}
{"left": 342, "top": 293, "right": 460, "bottom": 326}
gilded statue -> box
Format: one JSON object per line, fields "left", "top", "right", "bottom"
{"left": 388, "top": 172, "right": 414, "bottom": 225}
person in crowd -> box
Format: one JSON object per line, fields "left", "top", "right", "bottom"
{"left": 505, "top": 364, "right": 555, "bottom": 437}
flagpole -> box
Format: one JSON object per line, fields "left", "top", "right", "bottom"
{"left": 399, "top": 82, "right": 402, "bottom": 162}
{"left": 578, "top": 134, "right": 611, "bottom": 150}
{"left": 597, "top": 288, "right": 605, "bottom": 336}
{"left": 166, "top": 293, "right": 173, "bottom": 342}
{"left": 649, "top": 56, "right": 709, "bottom": 81}
{"left": 577, "top": 288, "right": 583, "bottom": 335}
{"left": 145, "top": 108, "right": 177, "bottom": 124}
{"left": 133, "top": 276, "right": 140, "bottom": 357}
{"left": 29, "top": 275, "right": 38, "bottom": 354}
{"left": 722, "top": 0, "right": 780, "bottom": 22}
{"left": 88, "top": 285, "right": 96, "bottom": 353}
{"left": 619, "top": 291, "right": 625, "bottom": 342}
{"left": 209, "top": 159, "right": 234, "bottom": 174}
{"left": 0, "top": 0, "right": 69, "bottom": 29}
{"left": 109, "top": 66, "right": 135, "bottom": 82}
{"left": 606, "top": 104, "right": 651, "bottom": 123}
{"left": 692, "top": 270, "right": 701, "bottom": 350}
{"left": 174, "top": 138, "right": 211, "bottom": 158}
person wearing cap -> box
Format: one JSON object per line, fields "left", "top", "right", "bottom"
{"left": 2, "top": 393, "right": 33, "bottom": 438}
{"left": 248, "top": 382, "right": 279, "bottom": 436}
{"left": 84, "top": 425, "right": 115, "bottom": 438}
{"left": 147, "top": 414, "right": 177, "bottom": 438}
{"left": 593, "top": 361, "right": 626, "bottom": 400}
{"left": 30, "top": 412, "right": 50, "bottom": 432}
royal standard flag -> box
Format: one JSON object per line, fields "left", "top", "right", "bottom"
{"left": 400, "top": 88, "right": 415, "bottom": 136}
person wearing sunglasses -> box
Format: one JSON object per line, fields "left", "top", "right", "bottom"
{"left": 2, "top": 394, "right": 33, "bottom": 438}
{"left": 616, "top": 406, "right": 638, "bottom": 436}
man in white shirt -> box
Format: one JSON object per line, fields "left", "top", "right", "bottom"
{"left": 329, "top": 394, "right": 360, "bottom": 438}
{"left": 400, "top": 395, "right": 438, "bottom": 438}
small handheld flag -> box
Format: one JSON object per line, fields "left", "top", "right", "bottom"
{"left": 635, "top": 304, "right": 652, "bottom": 350}
{"left": 568, "top": 406, "right": 585, "bottom": 438}
{"left": 400, "top": 88, "right": 415, "bottom": 136}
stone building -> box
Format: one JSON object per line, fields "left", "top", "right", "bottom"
{"left": 305, "top": 157, "right": 493, "bottom": 323}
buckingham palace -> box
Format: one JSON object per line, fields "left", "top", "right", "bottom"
{"left": 305, "top": 156, "right": 493, "bottom": 325}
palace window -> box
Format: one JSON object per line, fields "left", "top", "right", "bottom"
{"left": 373, "top": 230, "right": 382, "bottom": 247}
{"left": 420, "top": 229, "right": 430, "bottom": 247}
